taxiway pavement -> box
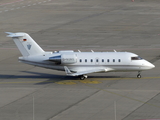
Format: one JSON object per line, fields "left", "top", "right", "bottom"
{"left": 0, "top": 0, "right": 160, "bottom": 120}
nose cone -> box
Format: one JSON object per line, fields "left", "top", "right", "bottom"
{"left": 149, "top": 63, "right": 155, "bottom": 69}
{"left": 144, "top": 60, "right": 155, "bottom": 69}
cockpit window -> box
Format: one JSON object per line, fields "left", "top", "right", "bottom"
{"left": 131, "top": 56, "right": 143, "bottom": 60}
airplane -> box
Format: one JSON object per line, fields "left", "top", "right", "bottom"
{"left": 6, "top": 32, "right": 155, "bottom": 80}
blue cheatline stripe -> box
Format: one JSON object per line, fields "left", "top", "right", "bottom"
{"left": 49, "top": 55, "right": 61, "bottom": 60}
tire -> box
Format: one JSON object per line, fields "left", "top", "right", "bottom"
{"left": 80, "top": 76, "right": 85, "bottom": 80}
{"left": 137, "top": 74, "right": 141, "bottom": 78}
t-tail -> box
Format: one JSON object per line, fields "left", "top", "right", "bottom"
{"left": 6, "top": 32, "right": 44, "bottom": 56}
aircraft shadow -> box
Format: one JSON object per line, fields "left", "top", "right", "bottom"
{"left": 0, "top": 71, "right": 123, "bottom": 85}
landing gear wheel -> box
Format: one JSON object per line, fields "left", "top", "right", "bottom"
{"left": 137, "top": 74, "right": 141, "bottom": 78}
{"left": 137, "top": 73, "right": 141, "bottom": 78}
{"left": 79, "top": 75, "right": 88, "bottom": 80}
{"left": 80, "top": 75, "right": 85, "bottom": 80}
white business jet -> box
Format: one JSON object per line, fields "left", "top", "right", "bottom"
{"left": 6, "top": 32, "right": 155, "bottom": 80}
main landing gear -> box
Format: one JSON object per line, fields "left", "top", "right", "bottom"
{"left": 79, "top": 75, "right": 88, "bottom": 80}
{"left": 137, "top": 71, "right": 141, "bottom": 78}
{"left": 79, "top": 72, "right": 142, "bottom": 80}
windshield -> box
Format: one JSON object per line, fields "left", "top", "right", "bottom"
{"left": 131, "top": 56, "right": 143, "bottom": 60}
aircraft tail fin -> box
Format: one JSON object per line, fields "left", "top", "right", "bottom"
{"left": 6, "top": 32, "right": 45, "bottom": 56}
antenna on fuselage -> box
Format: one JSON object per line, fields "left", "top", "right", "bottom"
{"left": 78, "top": 50, "right": 81, "bottom": 52}
{"left": 91, "top": 50, "right": 94, "bottom": 52}
{"left": 114, "top": 50, "right": 117, "bottom": 52}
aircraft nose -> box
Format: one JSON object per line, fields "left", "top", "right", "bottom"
{"left": 145, "top": 61, "right": 155, "bottom": 69}
{"left": 150, "top": 63, "right": 155, "bottom": 69}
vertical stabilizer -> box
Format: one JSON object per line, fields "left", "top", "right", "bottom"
{"left": 6, "top": 32, "right": 44, "bottom": 56}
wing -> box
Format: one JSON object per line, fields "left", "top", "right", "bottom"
{"left": 64, "top": 66, "right": 109, "bottom": 76}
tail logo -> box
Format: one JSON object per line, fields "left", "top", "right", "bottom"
{"left": 27, "top": 44, "right": 32, "bottom": 50}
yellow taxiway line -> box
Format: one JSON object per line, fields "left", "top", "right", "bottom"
{"left": 0, "top": 76, "right": 159, "bottom": 85}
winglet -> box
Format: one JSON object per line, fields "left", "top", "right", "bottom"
{"left": 64, "top": 66, "right": 72, "bottom": 75}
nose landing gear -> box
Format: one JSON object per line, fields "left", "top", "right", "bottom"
{"left": 137, "top": 71, "right": 141, "bottom": 78}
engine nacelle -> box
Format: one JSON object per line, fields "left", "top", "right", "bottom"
{"left": 49, "top": 53, "right": 77, "bottom": 64}
{"left": 61, "top": 54, "right": 77, "bottom": 64}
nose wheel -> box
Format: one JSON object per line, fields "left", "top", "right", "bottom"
{"left": 137, "top": 72, "right": 141, "bottom": 78}
{"left": 79, "top": 75, "right": 87, "bottom": 80}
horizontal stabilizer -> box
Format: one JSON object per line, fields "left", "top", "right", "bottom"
{"left": 6, "top": 32, "right": 25, "bottom": 38}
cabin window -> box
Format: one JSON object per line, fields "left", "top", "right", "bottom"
{"left": 85, "top": 59, "right": 87, "bottom": 62}
{"left": 118, "top": 59, "right": 121, "bottom": 62}
{"left": 102, "top": 59, "right": 104, "bottom": 62}
{"left": 107, "top": 59, "right": 110, "bottom": 62}
{"left": 131, "top": 56, "right": 143, "bottom": 60}
{"left": 80, "top": 59, "right": 82, "bottom": 62}
{"left": 96, "top": 59, "right": 98, "bottom": 62}
{"left": 113, "top": 59, "right": 115, "bottom": 62}
{"left": 91, "top": 59, "right": 93, "bottom": 62}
